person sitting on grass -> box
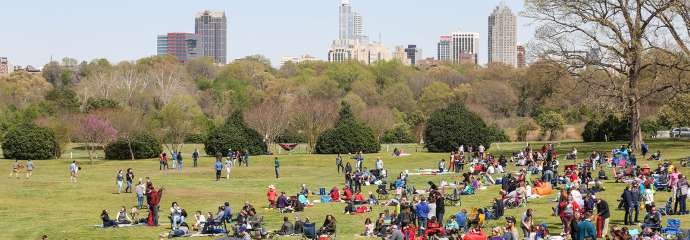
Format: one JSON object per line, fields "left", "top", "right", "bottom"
{"left": 367, "top": 191, "right": 378, "bottom": 205}
{"left": 329, "top": 186, "right": 340, "bottom": 202}
{"left": 354, "top": 191, "right": 366, "bottom": 204}
{"left": 642, "top": 206, "right": 662, "bottom": 231}
{"left": 278, "top": 216, "right": 294, "bottom": 235}
{"left": 363, "top": 217, "right": 374, "bottom": 236}
{"left": 318, "top": 215, "right": 337, "bottom": 235}
{"left": 445, "top": 217, "right": 460, "bottom": 235}
{"left": 276, "top": 192, "right": 289, "bottom": 212}
{"left": 425, "top": 216, "right": 445, "bottom": 237}
{"left": 342, "top": 186, "right": 353, "bottom": 201}
{"left": 297, "top": 193, "right": 312, "bottom": 207}
{"left": 101, "top": 209, "right": 118, "bottom": 228}
{"left": 193, "top": 211, "right": 206, "bottom": 231}
{"left": 116, "top": 206, "right": 132, "bottom": 225}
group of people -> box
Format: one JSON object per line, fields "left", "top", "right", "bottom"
{"left": 8, "top": 159, "right": 34, "bottom": 179}
{"left": 159, "top": 149, "right": 201, "bottom": 171}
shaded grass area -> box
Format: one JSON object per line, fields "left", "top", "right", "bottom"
{"left": 0, "top": 140, "right": 689, "bottom": 239}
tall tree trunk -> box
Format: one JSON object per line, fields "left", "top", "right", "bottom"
{"left": 127, "top": 138, "right": 135, "bottom": 160}
{"left": 628, "top": 52, "right": 643, "bottom": 151}
{"left": 629, "top": 98, "right": 643, "bottom": 150}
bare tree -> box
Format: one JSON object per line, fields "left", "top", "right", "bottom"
{"left": 291, "top": 98, "right": 339, "bottom": 152}
{"left": 145, "top": 62, "right": 191, "bottom": 106}
{"left": 245, "top": 100, "right": 291, "bottom": 148}
{"left": 358, "top": 105, "right": 396, "bottom": 142}
{"left": 524, "top": 0, "right": 690, "bottom": 149}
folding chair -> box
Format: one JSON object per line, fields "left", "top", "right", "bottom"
{"left": 662, "top": 219, "right": 682, "bottom": 236}
{"left": 658, "top": 197, "right": 674, "bottom": 216}
{"left": 302, "top": 222, "right": 317, "bottom": 240}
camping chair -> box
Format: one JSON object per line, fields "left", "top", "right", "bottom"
{"left": 302, "top": 222, "right": 317, "bottom": 240}
{"left": 658, "top": 197, "right": 674, "bottom": 216}
{"left": 662, "top": 219, "right": 682, "bottom": 236}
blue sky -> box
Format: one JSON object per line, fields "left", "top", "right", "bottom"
{"left": 0, "top": 0, "right": 533, "bottom": 67}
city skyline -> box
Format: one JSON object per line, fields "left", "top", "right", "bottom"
{"left": 0, "top": 0, "right": 533, "bottom": 67}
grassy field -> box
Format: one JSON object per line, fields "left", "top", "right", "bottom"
{"left": 1, "top": 140, "right": 690, "bottom": 239}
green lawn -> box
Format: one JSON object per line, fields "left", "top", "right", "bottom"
{"left": 1, "top": 140, "right": 690, "bottom": 239}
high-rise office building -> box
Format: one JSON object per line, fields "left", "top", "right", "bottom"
{"left": 353, "top": 12, "right": 364, "bottom": 39}
{"left": 0, "top": 57, "right": 9, "bottom": 76}
{"left": 404, "top": 45, "right": 423, "bottom": 66}
{"left": 488, "top": 3, "right": 517, "bottom": 67}
{"left": 517, "top": 45, "right": 526, "bottom": 68}
{"left": 195, "top": 10, "right": 227, "bottom": 64}
{"left": 339, "top": 0, "right": 354, "bottom": 41}
{"left": 437, "top": 35, "right": 452, "bottom": 61}
{"left": 157, "top": 33, "right": 202, "bottom": 63}
{"left": 393, "top": 46, "right": 411, "bottom": 65}
{"left": 437, "top": 32, "right": 479, "bottom": 64}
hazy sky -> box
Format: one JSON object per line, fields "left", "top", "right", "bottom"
{"left": 0, "top": 0, "right": 534, "bottom": 67}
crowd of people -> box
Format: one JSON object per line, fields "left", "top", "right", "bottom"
{"left": 85, "top": 141, "right": 690, "bottom": 240}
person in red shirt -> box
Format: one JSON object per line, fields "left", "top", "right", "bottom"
{"left": 330, "top": 186, "right": 340, "bottom": 202}
{"left": 146, "top": 183, "right": 164, "bottom": 226}
{"left": 343, "top": 186, "right": 353, "bottom": 201}
{"left": 267, "top": 185, "right": 277, "bottom": 208}
{"left": 424, "top": 216, "right": 445, "bottom": 237}
{"left": 354, "top": 191, "right": 365, "bottom": 204}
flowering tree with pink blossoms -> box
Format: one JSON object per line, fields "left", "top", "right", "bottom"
{"left": 76, "top": 114, "right": 118, "bottom": 163}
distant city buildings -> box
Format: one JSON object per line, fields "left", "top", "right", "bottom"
{"left": 517, "top": 45, "right": 526, "bottom": 68}
{"left": 156, "top": 10, "right": 227, "bottom": 64}
{"left": 329, "top": 0, "right": 390, "bottom": 64}
{"left": 393, "top": 46, "right": 410, "bottom": 65}
{"left": 488, "top": 3, "right": 517, "bottom": 67}
{"left": 0, "top": 57, "right": 10, "bottom": 76}
{"left": 404, "top": 45, "right": 423, "bottom": 66}
{"left": 437, "top": 32, "right": 479, "bottom": 65}
{"left": 280, "top": 54, "right": 317, "bottom": 66}
{"left": 195, "top": 10, "right": 227, "bottom": 64}
{"left": 157, "top": 33, "right": 202, "bottom": 63}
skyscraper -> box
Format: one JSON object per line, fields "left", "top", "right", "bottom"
{"left": 353, "top": 12, "right": 364, "bottom": 40}
{"left": 195, "top": 10, "right": 227, "bottom": 64}
{"left": 404, "top": 45, "right": 423, "bottom": 66}
{"left": 488, "top": 3, "right": 517, "bottom": 67}
{"left": 339, "top": 0, "right": 354, "bottom": 41}
{"left": 517, "top": 45, "right": 526, "bottom": 68}
{"left": 157, "top": 33, "right": 202, "bottom": 63}
{"left": 437, "top": 32, "right": 479, "bottom": 65}
{"left": 0, "top": 57, "right": 9, "bottom": 76}
{"left": 437, "top": 35, "right": 452, "bottom": 61}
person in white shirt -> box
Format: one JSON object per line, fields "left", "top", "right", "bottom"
{"left": 69, "top": 161, "right": 79, "bottom": 183}
{"left": 375, "top": 158, "right": 384, "bottom": 170}
{"left": 193, "top": 211, "right": 206, "bottom": 231}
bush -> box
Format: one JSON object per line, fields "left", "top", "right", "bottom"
{"left": 204, "top": 111, "right": 268, "bottom": 156}
{"left": 315, "top": 103, "right": 380, "bottom": 154}
{"left": 381, "top": 124, "right": 416, "bottom": 143}
{"left": 104, "top": 133, "right": 162, "bottom": 160}
{"left": 85, "top": 98, "right": 119, "bottom": 112}
{"left": 423, "top": 102, "right": 504, "bottom": 152}
{"left": 582, "top": 115, "right": 630, "bottom": 142}
{"left": 2, "top": 123, "right": 60, "bottom": 160}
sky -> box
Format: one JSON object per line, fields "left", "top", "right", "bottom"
{"left": 0, "top": 0, "right": 534, "bottom": 68}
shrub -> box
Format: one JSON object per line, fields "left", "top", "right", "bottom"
{"left": 582, "top": 115, "right": 630, "bottom": 142}
{"left": 85, "top": 98, "right": 119, "bottom": 112}
{"left": 104, "top": 133, "right": 162, "bottom": 160}
{"left": 1, "top": 123, "right": 60, "bottom": 160}
{"left": 275, "top": 128, "right": 306, "bottom": 143}
{"left": 315, "top": 103, "right": 380, "bottom": 154}
{"left": 204, "top": 111, "right": 268, "bottom": 156}
{"left": 423, "top": 102, "right": 503, "bottom": 152}
{"left": 535, "top": 111, "right": 566, "bottom": 140}
{"left": 381, "top": 124, "right": 416, "bottom": 143}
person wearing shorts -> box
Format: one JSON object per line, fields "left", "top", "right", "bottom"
{"left": 69, "top": 161, "right": 79, "bottom": 183}
{"left": 26, "top": 160, "right": 34, "bottom": 179}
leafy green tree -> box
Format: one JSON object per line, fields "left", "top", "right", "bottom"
{"left": 419, "top": 82, "right": 454, "bottom": 115}
{"left": 204, "top": 111, "right": 268, "bottom": 156}
{"left": 424, "top": 102, "right": 505, "bottom": 152}
{"left": 535, "top": 111, "right": 566, "bottom": 140}
{"left": 381, "top": 124, "right": 416, "bottom": 143}
{"left": 2, "top": 123, "right": 60, "bottom": 160}
{"left": 105, "top": 133, "right": 162, "bottom": 160}
{"left": 315, "top": 102, "right": 380, "bottom": 154}
{"left": 658, "top": 94, "right": 690, "bottom": 128}
{"left": 382, "top": 83, "right": 416, "bottom": 113}
{"left": 45, "top": 88, "right": 80, "bottom": 112}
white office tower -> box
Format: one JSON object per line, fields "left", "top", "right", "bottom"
{"left": 488, "top": 3, "right": 517, "bottom": 67}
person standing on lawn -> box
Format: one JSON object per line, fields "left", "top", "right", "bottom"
{"left": 192, "top": 149, "right": 199, "bottom": 167}
{"left": 170, "top": 151, "right": 177, "bottom": 169}
{"left": 336, "top": 154, "right": 343, "bottom": 173}
{"left": 116, "top": 170, "right": 124, "bottom": 194}
{"left": 596, "top": 197, "right": 610, "bottom": 238}
{"left": 26, "top": 160, "right": 34, "bottom": 179}
{"left": 576, "top": 213, "right": 596, "bottom": 240}
{"left": 215, "top": 159, "right": 223, "bottom": 181}
{"left": 135, "top": 179, "right": 146, "bottom": 209}
{"left": 125, "top": 168, "right": 134, "bottom": 193}
{"left": 146, "top": 183, "right": 164, "bottom": 226}
{"left": 274, "top": 157, "right": 280, "bottom": 179}
{"left": 177, "top": 151, "right": 183, "bottom": 170}
{"left": 243, "top": 149, "right": 250, "bottom": 167}
{"left": 69, "top": 161, "right": 79, "bottom": 183}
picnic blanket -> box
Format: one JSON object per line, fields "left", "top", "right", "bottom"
{"left": 94, "top": 223, "right": 143, "bottom": 228}
{"left": 408, "top": 169, "right": 454, "bottom": 176}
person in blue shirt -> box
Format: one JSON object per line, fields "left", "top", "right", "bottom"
{"left": 455, "top": 209, "right": 468, "bottom": 232}
{"left": 576, "top": 213, "right": 597, "bottom": 240}
{"left": 214, "top": 159, "right": 223, "bottom": 181}
{"left": 415, "top": 198, "right": 430, "bottom": 235}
